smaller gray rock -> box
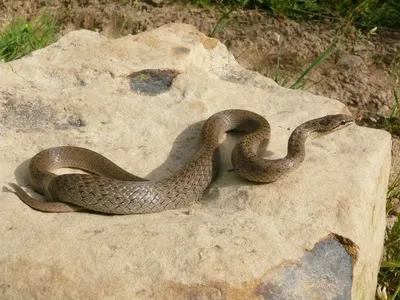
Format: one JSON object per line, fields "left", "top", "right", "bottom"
{"left": 337, "top": 55, "right": 364, "bottom": 69}
{"left": 353, "top": 44, "right": 367, "bottom": 52}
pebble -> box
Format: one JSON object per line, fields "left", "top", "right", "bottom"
{"left": 337, "top": 54, "right": 364, "bottom": 69}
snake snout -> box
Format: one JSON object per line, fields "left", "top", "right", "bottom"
{"left": 316, "top": 114, "right": 354, "bottom": 132}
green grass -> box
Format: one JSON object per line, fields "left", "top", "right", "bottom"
{"left": 384, "top": 89, "right": 400, "bottom": 137}
{"left": 261, "top": 10, "right": 355, "bottom": 90}
{"left": 207, "top": 0, "right": 397, "bottom": 92}
{"left": 379, "top": 172, "right": 400, "bottom": 299}
{"left": 384, "top": 52, "right": 400, "bottom": 137}
{"left": 377, "top": 61, "right": 400, "bottom": 299}
{"left": 0, "top": 13, "right": 58, "bottom": 62}
{"left": 209, "top": 8, "right": 236, "bottom": 37}
{"left": 271, "top": 43, "right": 337, "bottom": 90}
{"left": 181, "top": 0, "right": 400, "bottom": 30}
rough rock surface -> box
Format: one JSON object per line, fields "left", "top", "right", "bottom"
{"left": 0, "top": 23, "right": 391, "bottom": 300}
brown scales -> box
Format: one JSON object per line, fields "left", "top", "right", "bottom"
{"left": 9, "top": 109, "right": 354, "bottom": 214}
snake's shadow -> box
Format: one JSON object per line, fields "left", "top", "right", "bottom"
{"left": 146, "top": 120, "right": 273, "bottom": 191}
{"left": 7, "top": 159, "right": 45, "bottom": 201}
{"left": 2, "top": 159, "right": 47, "bottom": 205}
{"left": 12, "top": 159, "right": 32, "bottom": 186}
{"left": 144, "top": 120, "right": 204, "bottom": 180}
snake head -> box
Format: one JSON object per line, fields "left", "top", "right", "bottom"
{"left": 313, "top": 114, "right": 354, "bottom": 133}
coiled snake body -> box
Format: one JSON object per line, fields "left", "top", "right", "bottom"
{"left": 9, "top": 109, "right": 354, "bottom": 214}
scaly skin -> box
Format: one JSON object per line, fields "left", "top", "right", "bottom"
{"left": 8, "top": 110, "right": 354, "bottom": 214}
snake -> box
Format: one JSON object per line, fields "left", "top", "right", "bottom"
{"left": 8, "top": 109, "right": 354, "bottom": 214}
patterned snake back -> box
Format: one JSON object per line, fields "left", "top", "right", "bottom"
{"left": 9, "top": 109, "right": 354, "bottom": 214}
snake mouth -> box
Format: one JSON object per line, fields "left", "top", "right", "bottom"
{"left": 333, "top": 117, "right": 354, "bottom": 131}
{"left": 332, "top": 121, "right": 354, "bottom": 132}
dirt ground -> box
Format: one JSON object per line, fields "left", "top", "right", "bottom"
{"left": 0, "top": 1, "right": 399, "bottom": 178}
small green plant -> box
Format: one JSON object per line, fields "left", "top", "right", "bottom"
{"left": 379, "top": 179, "right": 400, "bottom": 299}
{"left": 388, "top": 174, "right": 400, "bottom": 202}
{"left": 267, "top": 31, "right": 339, "bottom": 90}
{"left": 271, "top": 57, "right": 297, "bottom": 88}
{"left": 384, "top": 89, "right": 400, "bottom": 136}
{"left": 378, "top": 89, "right": 400, "bottom": 298}
{"left": 269, "top": 57, "right": 307, "bottom": 90}
{"left": 0, "top": 13, "right": 58, "bottom": 62}
{"left": 209, "top": 0, "right": 250, "bottom": 37}
{"left": 119, "top": 18, "right": 129, "bottom": 37}
{"left": 209, "top": 8, "right": 235, "bottom": 37}
{"left": 265, "top": 0, "right": 367, "bottom": 90}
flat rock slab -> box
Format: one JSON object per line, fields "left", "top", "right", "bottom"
{"left": 0, "top": 23, "right": 391, "bottom": 300}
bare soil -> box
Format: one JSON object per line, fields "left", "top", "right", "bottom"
{"left": 1, "top": 0, "right": 399, "bottom": 180}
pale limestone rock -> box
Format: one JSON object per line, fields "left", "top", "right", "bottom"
{"left": 0, "top": 23, "right": 391, "bottom": 300}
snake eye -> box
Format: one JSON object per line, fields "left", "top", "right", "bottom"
{"left": 341, "top": 118, "right": 352, "bottom": 126}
